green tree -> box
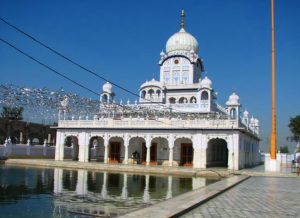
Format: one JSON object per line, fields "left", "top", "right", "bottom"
{"left": 1, "top": 106, "right": 24, "bottom": 120}
{"left": 288, "top": 115, "right": 300, "bottom": 141}
{"left": 279, "top": 146, "right": 289, "bottom": 153}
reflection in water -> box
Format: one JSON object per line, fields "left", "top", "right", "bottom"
{"left": 0, "top": 166, "right": 219, "bottom": 217}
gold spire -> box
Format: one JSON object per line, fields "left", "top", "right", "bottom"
{"left": 181, "top": 10, "right": 185, "bottom": 29}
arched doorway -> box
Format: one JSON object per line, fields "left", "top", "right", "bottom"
{"left": 174, "top": 138, "right": 193, "bottom": 167}
{"left": 148, "top": 137, "right": 169, "bottom": 165}
{"left": 206, "top": 138, "right": 228, "bottom": 167}
{"left": 64, "top": 136, "right": 79, "bottom": 161}
{"left": 109, "top": 137, "right": 124, "bottom": 164}
{"left": 128, "top": 137, "right": 145, "bottom": 164}
{"left": 88, "top": 136, "right": 104, "bottom": 162}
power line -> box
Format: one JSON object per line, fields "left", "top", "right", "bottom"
{"left": 0, "top": 17, "right": 142, "bottom": 100}
{"left": 0, "top": 37, "right": 100, "bottom": 96}
{"left": 0, "top": 16, "right": 180, "bottom": 112}
{"left": 0, "top": 37, "right": 181, "bottom": 127}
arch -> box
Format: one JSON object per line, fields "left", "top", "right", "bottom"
{"left": 141, "top": 90, "right": 146, "bottom": 99}
{"left": 109, "top": 136, "right": 124, "bottom": 163}
{"left": 156, "top": 90, "right": 161, "bottom": 98}
{"left": 179, "top": 97, "right": 188, "bottom": 104}
{"left": 201, "top": 91, "right": 209, "bottom": 100}
{"left": 88, "top": 136, "right": 104, "bottom": 162}
{"left": 206, "top": 138, "right": 228, "bottom": 167}
{"left": 129, "top": 136, "right": 145, "bottom": 164}
{"left": 64, "top": 136, "right": 79, "bottom": 161}
{"left": 174, "top": 138, "right": 193, "bottom": 167}
{"left": 190, "top": 96, "right": 197, "bottom": 103}
{"left": 32, "top": 138, "right": 40, "bottom": 145}
{"left": 102, "top": 94, "right": 108, "bottom": 103}
{"left": 148, "top": 89, "right": 154, "bottom": 97}
{"left": 29, "top": 132, "right": 43, "bottom": 145}
{"left": 230, "top": 108, "right": 237, "bottom": 119}
{"left": 150, "top": 137, "right": 169, "bottom": 165}
{"left": 169, "top": 97, "right": 176, "bottom": 104}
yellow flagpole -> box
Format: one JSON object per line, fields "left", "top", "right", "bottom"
{"left": 270, "top": 0, "right": 277, "bottom": 160}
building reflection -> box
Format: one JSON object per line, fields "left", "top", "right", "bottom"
{"left": 52, "top": 168, "right": 210, "bottom": 217}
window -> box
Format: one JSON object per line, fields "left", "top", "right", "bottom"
{"left": 156, "top": 90, "right": 161, "bottom": 98}
{"left": 102, "top": 94, "right": 108, "bottom": 103}
{"left": 230, "top": 108, "right": 237, "bottom": 119}
{"left": 190, "top": 96, "right": 197, "bottom": 103}
{"left": 148, "top": 89, "right": 154, "bottom": 98}
{"left": 201, "top": 91, "right": 209, "bottom": 100}
{"left": 169, "top": 97, "right": 176, "bottom": 104}
{"left": 182, "top": 72, "right": 189, "bottom": 84}
{"left": 141, "top": 90, "right": 146, "bottom": 99}
{"left": 179, "top": 97, "right": 188, "bottom": 104}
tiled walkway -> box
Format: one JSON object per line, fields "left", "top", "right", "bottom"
{"left": 182, "top": 177, "right": 300, "bottom": 218}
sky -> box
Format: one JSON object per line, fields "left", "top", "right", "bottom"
{"left": 0, "top": 0, "right": 299, "bottom": 152}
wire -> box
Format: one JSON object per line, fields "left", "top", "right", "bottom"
{"left": 0, "top": 37, "right": 100, "bottom": 96}
{"left": 0, "top": 17, "right": 147, "bottom": 100}
{"left": 0, "top": 16, "right": 181, "bottom": 112}
{"left": 0, "top": 37, "right": 180, "bottom": 127}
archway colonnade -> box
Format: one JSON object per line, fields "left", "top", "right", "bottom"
{"left": 55, "top": 131, "right": 245, "bottom": 170}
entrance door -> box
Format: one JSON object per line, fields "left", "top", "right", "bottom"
{"left": 181, "top": 143, "right": 193, "bottom": 166}
{"left": 110, "top": 142, "right": 121, "bottom": 163}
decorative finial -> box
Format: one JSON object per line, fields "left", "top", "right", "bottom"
{"left": 181, "top": 10, "right": 185, "bottom": 29}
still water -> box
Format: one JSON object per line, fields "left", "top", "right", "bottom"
{"left": 0, "top": 165, "right": 219, "bottom": 217}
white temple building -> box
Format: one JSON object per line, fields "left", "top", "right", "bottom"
{"left": 55, "top": 11, "right": 260, "bottom": 170}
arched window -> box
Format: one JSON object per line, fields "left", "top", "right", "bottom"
{"left": 230, "top": 108, "right": 237, "bottom": 119}
{"left": 169, "top": 97, "right": 176, "bottom": 104}
{"left": 141, "top": 90, "right": 146, "bottom": 99}
{"left": 179, "top": 97, "right": 188, "bottom": 104}
{"left": 201, "top": 91, "right": 209, "bottom": 100}
{"left": 148, "top": 89, "right": 154, "bottom": 98}
{"left": 190, "top": 96, "right": 197, "bottom": 103}
{"left": 102, "top": 94, "right": 108, "bottom": 103}
{"left": 156, "top": 90, "right": 161, "bottom": 97}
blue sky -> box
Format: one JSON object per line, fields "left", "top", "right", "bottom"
{"left": 0, "top": 0, "right": 299, "bottom": 152}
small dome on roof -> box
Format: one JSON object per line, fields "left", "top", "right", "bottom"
{"left": 243, "top": 110, "right": 249, "bottom": 118}
{"left": 200, "top": 76, "right": 212, "bottom": 89}
{"left": 250, "top": 116, "right": 255, "bottom": 124}
{"left": 254, "top": 118, "right": 260, "bottom": 126}
{"left": 140, "top": 78, "right": 162, "bottom": 89}
{"left": 226, "top": 92, "right": 240, "bottom": 106}
{"left": 102, "top": 82, "right": 112, "bottom": 93}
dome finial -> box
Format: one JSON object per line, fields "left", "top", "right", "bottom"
{"left": 181, "top": 10, "right": 185, "bottom": 29}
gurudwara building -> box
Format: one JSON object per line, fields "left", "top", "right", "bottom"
{"left": 55, "top": 12, "right": 260, "bottom": 170}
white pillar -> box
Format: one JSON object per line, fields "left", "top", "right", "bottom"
{"left": 124, "top": 134, "right": 129, "bottom": 164}
{"left": 19, "top": 132, "right": 23, "bottom": 144}
{"left": 168, "top": 148, "right": 173, "bottom": 167}
{"left": 104, "top": 134, "right": 109, "bottom": 164}
{"left": 76, "top": 170, "right": 88, "bottom": 195}
{"left": 168, "top": 134, "right": 174, "bottom": 167}
{"left": 101, "top": 172, "right": 108, "bottom": 199}
{"left": 146, "top": 135, "right": 151, "bottom": 166}
{"left": 121, "top": 173, "right": 128, "bottom": 200}
{"left": 55, "top": 132, "right": 65, "bottom": 161}
{"left": 227, "top": 134, "right": 239, "bottom": 170}
{"left": 143, "top": 174, "right": 150, "bottom": 203}
{"left": 53, "top": 168, "right": 63, "bottom": 194}
{"left": 166, "top": 176, "right": 172, "bottom": 199}
{"left": 78, "top": 132, "right": 89, "bottom": 162}
{"left": 47, "top": 134, "right": 51, "bottom": 144}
